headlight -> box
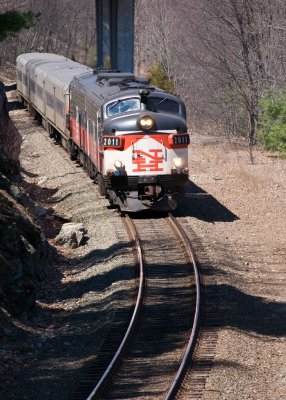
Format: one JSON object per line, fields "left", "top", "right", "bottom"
{"left": 114, "top": 160, "right": 123, "bottom": 170}
{"left": 173, "top": 158, "right": 183, "bottom": 168}
{"left": 138, "top": 115, "right": 155, "bottom": 130}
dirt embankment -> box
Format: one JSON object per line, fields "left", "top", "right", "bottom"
{"left": 0, "top": 76, "right": 50, "bottom": 321}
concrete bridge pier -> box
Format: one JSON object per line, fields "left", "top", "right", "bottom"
{"left": 96, "top": 0, "right": 135, "bottom": 73}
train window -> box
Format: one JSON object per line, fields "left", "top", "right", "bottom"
{"left": 145, "top": 97, "right": 180, "bottom": 115}
{"left": 87, "top": 116, "right": 94, "bottom": 138}
{"left": 56, "top": 99, "right": 64, "bottom": 117}
{"left": 82, "top": 111, "right": 87, "bottom": 129}
{"left": 106, "top": 98, "right": 140, "bottom": 117}
{"left": 30, "top": 79, "right": 36, "bottom": 93}
{"left": 46, "top": 92, "right": 55, "bottom": 108}
{"left": 80, "top": 110, "right": 84, "bottom": 127}
{"left": 37, "top": 85, "right": 43, "bottom": 100}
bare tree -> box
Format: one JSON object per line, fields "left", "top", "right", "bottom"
{"left": 0, "top": 0, "right": 96, "bottom": 66}
{"left": 176, "top": 0, "right": 286, "bottom": 145}
{"left": 135, "top": 0, "right": 187, "bottom": 94}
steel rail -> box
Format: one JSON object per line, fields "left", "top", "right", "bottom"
{"left": 86, "top": 215, "right": 145, "bottom": 400}
{"left": 164, "top": 214, "right": 202, "bottom": 400}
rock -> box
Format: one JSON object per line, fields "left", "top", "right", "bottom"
{"left": 0, "top": 191, "right": 50, "bottom": 316}
{"left": 9, "top": 184, "right": 21, "bottom": 199}
{"left": 55, "top": 223, "right": 88, "bottom": 249}
{"left": 33, "top": 203, "right": 47, "bottom": 217}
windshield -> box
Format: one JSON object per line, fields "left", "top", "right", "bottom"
{"left": 145, "top": 96, "right": 180, "bottom": 114}
{"left": 106, "top": 98, "right": 140, "bottom": 117}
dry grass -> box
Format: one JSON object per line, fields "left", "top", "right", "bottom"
{"left": 204, "top": 140, "right": 286, "bottom": 189}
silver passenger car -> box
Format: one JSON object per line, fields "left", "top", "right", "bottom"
{"left": 16, "top": 53, "right": 91, "bottom": 142}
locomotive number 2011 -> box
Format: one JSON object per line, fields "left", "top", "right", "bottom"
{"left": 103, "top": 137, "right": 121, "bottom": 147}
{"left": 173, "top": 135, "right": 190, "bottom": 145}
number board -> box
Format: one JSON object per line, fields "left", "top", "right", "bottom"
{"left": 173, "top": 135, "right": 190, "bottom": 145}
{"left": 103, "top": 136, "right": 122, "bottom": 148}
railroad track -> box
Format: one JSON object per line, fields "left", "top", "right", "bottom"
{"left": 73, "top": 214, "right": 201, "bottom": 399}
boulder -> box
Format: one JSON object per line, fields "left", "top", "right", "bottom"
{"left": 55, "top": 222, "right": 88, "bottom": 249}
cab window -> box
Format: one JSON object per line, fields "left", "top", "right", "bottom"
{"left": 145, "top": 96, "right": 180, "bottom": 115}
{"left": 106, "top": 98, "right": 140, "bottom": 117}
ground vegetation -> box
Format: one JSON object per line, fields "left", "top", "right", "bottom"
{"left": 258, "top": 89, "right": 286, "bottom": 156}
{"left": 0, "top": 9, "right": 39, "bottom": 41}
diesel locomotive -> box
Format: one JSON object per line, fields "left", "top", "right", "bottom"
{"left": 16, "top": 53, "right": 190, "bottom": 212}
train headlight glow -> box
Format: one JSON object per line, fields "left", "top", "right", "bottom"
{"left": 114, "top": 160, "right": 123, "bottom": 170}
{"left": 138, "top": 115, "right": 155, "bottom": 131}
{"left": 173, "top": 158, "right": 183, "bottom": 168}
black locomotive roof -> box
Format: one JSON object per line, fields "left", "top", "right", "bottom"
{"left": 70, "top": 71, "right": 182, "bottom": 110}
{"left": 71, "top": 71, "right": 186, "bottom": 129}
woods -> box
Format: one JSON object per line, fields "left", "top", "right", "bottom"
{"left": 0, "top": 0, "right": 286, "bottom": 153}
{"left": 0, "top": 0, "right": 96, "bottom": 65}
{"left": 136, "top": 0, "right": 286, "bottom": 154}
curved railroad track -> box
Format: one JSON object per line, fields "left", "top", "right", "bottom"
{"left": 73, "top": 214, "right": 201, "bottom": 399}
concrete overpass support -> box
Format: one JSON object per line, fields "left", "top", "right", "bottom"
{"left": 96, "top": 0, "right": 134, "bottom": 73}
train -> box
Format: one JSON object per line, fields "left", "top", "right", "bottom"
{"left": 16, "top": 53, "right": 190, "bottom": 212}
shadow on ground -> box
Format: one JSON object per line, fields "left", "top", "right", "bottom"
{"left": 207, "top": 283, "right": 286, "bottom": 337}
{"left": 174, "top": 180, "right": 239, "bottom": 222}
